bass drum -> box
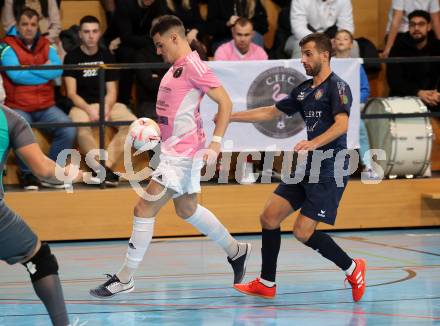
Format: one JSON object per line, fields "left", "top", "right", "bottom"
{"left": 364, "top": 97, "right": 432, "bottom": 177}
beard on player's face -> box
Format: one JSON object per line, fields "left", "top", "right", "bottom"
{"left": 304, "top": 61, "right": 322, "bottom": 77}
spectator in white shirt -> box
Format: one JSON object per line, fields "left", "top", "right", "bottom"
{"left": 382, "top": 0, "right": 440, "bottom": 58}
{"left": 286, "top": 0, "right": 354, "bottom": 58}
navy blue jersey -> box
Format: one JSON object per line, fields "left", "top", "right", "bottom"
{"left": 275, "top": 72, "right": 352, "bottom": 178}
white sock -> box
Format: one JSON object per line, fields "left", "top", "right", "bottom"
{"left": 117, "top": 216, "right": 155, "bottom": 283}
{"left": 345, "top": 260, "right": 356, "bottom": 276}
{"left": 259, "top": 278, "right": 276, "bottom": 287}
{"left": 186, "top": 205, "right": 238, "bottom": 258}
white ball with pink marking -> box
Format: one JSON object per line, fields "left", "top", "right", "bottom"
{"left": 129, "top": 118, "right": 161, "bottom": 151}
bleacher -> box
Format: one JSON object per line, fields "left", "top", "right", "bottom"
{"left": 59, "top": 0, "right": 392, "bottom": 53}
{"left": 2, "top": 0, "right": 440, "bottom": 241}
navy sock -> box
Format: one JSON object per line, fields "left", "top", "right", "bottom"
{"left": 260, "top": 228, "right": 281, "bottom": 282}
{"left": 304, "top": 230, "right": 352, "bottom": 270}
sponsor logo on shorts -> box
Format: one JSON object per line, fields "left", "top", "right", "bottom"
{"left": 317, "top": 210, "right": 326, "bottom": 218}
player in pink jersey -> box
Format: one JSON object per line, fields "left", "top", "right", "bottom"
{"left": 90, "top": 15, "right": 251, "bottom": 298}
{"left": 155, "top": 47, "right": 220, "bottom": 158}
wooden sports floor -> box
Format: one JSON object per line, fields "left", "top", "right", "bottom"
{"left": 0, "top": 229, "right": 439, "bottom": 325}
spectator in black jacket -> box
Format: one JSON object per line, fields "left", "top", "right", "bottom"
{"left": 387, "top": 10, "right": 440, "bottom": 111}
{"left": 269, "top": 0, "right": 291, "bottom": 59}
{"left": 109, "top": 0, "right": 167, "bottom": 118}
{"left": 206, "top": 0, "right": 268, "bottom": 53}
{"left": 166, "top": 0, "right": 205, "bottom": 41}
{"left": 166, "top": 0, "right": 208, "bottom": 59}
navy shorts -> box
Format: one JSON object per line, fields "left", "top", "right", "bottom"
{"left": 0, "top": 200, "right": 38, "bottom": 265}
{"left": 274, "top": 177, "right": 348, "bottom": 225}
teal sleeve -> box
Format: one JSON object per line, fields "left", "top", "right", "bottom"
{"left": 30, "top": 46, "right": 62, "bottom": 80}
{"left": 2, "top": 47, "right": 50, "bottom": 85}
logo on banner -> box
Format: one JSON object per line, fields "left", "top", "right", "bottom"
{"left": 247, "top": 67, "right": 307, "bottom": 138}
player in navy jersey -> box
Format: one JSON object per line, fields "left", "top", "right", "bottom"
{"left": 228, "top": 33, "right": 366, "bottom": 301}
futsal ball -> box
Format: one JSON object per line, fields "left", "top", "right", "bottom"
{"left": 129, "top": 118, "right": 161, "bottom": 151}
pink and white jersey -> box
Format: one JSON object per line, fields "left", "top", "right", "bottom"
{"left": 156, "top": 51, "right": 222, "bottom": 157}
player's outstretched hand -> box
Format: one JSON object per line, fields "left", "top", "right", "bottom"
{"left": 294, "top": 140, "right": 317, "bottom": 152}
{"left": 203, "top": 142, "right": 221, "bottom": 165}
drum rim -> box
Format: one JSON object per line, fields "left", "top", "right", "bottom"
{"left": 417, "top": 116, "right": 433, "bottom": 176}
{"left": 364, "top": 97, "right": 432, "bottom": 177}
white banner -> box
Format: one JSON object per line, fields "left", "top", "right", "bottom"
{"left": 201, "top": 58, "right": 360, "bottom": 151}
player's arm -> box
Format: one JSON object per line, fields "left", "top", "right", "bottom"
{"left": 382, "top": 9, "right": 404, "bottom": 58}
{"left": 431, "top": 11, "right": 440, "bottom": 40}
{"left": 16, "top": 143, "right": 82, "bottom": 184}
{"left": 206, "top": 86, "right": 232, "bottom": 139}
{"left": 230, "top": 105, "right": 282, "bottom": 122}
{"left": 230, "top": 90, "right": 297, "bottom": 122}
{"left": 295, "top": 113, "right": 349, "bottom": 151}
{"left": 204, "top": 86, "right": 232, "bottom": 162}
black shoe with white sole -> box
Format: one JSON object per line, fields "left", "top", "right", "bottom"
{"left": 228, "top": 243, "right": 252, "bottom": 284}
{"left": 88, "top": 168, "right": 119, "bottom": 187}
{"left": 89, "top": 274, "right": 134, "bottom": 298}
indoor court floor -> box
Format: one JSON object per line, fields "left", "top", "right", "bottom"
{"left": 0, "top": 229, "right": 439, "bottom": 325}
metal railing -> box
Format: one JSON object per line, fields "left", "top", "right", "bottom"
{"left": 0, "top": 57, "right": 439, "bottom": 183}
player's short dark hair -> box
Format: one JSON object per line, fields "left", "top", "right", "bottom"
{"left": 233, "top": 17, "right": 253, "bottom": 29}
{"left": 408, "top": 10, "right": 431, "bottom": 23}
{"left": 299, "top": 32, "right": 333, "bottom": 58}
{"left": 79, "top": 15, "right": 100, "bottom": 28}
{"left": 150, "top": 15, "right": 185, "bottom": 38}
{"left": 18, "top": 7, "right": 39, "bottom": 21}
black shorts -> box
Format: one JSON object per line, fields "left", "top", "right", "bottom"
{"left": 274, "top": 177, "right": 348, "bottom": 225}
{"left": 0, "top": 200, "right": 38, "bottom": 265}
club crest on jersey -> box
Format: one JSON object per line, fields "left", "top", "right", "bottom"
{"left": 314, "top": 88, "right": 323, "bottom": 100}
{"left": 173, "top": 67, "right": 183, "bottom": 78}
